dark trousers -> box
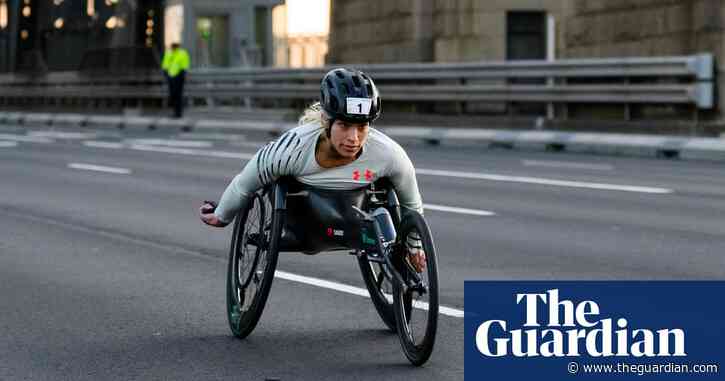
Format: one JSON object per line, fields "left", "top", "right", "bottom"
{"left": 167, "top": 71, "right": 186, "bottom": 118}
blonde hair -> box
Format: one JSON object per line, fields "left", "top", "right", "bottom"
{"left": 298, "top": 102, "right": 328, "bottom": 126}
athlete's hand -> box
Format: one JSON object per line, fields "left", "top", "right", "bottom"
{"left": 199, "top": 200, "right": 227, "bottom": 227}
{"left": 408, "top": 248, "right": 427, "bottom": 273}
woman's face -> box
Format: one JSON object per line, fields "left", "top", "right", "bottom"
{"left": 329, "top": 120, "right": 369, "bottom": 159}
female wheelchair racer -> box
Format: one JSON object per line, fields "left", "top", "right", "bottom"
{"left": 200, "top": 68, "right": 439, "bottom": 366}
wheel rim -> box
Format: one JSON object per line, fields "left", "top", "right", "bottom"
{"left": 369, "top": 261, "right": 394, "bottom": 303}
{"left": 399, "top": 224, "right": 435, "bottom": 348}
{"left": 232, "top": 194, "right": 271, "bottom": 316}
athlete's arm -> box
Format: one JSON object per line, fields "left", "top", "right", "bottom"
{"left": 386, "top": 144, "right": 424, "bottom": 215}
{"left": 205, "top": 130, "right": 306, "bottom": 226}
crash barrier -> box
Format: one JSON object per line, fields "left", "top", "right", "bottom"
{"left": 0, "top": 54, "right": 714, "bottom": 114}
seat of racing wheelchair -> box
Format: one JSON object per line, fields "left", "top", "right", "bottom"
{"left": 270, "top": 177, "right": 400, "bottom": 255}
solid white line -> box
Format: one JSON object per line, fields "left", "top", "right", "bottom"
{"left": 3, "top": 207, "right": 464, "bottom": 319}
{"left": 424, "top": 203, "right": 495, "bottom": 217}
{"left": 0, "top": 141, "right": 18, "bottom": 148}
{"left": 68, "top": 163, "right": 132, "bottom": 174}
{"left": 275, "top": 270, "right": 464, "bottom": 318}
{"left": 522, "top": 159, "right": 614, "bottom": 171}
{"left": 83, "top": 141, "right": 125, "bottom": 149}
{"left": 416, "top": 168, "right": 673, "bottom": 194}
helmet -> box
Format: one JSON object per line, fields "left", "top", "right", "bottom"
{"left": 320, "top": 68, "right": 381, "bottom": 124}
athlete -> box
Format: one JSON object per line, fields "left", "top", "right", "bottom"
{"left": 199, "top": 68, "right": 426, "bottom": 271}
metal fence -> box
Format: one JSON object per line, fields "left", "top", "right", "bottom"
{"left": 0, "top": 54, "right": 714, "bottom": 116}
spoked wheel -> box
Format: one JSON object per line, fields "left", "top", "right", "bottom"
{"left": 357, "top": 255, "right": 397, "bottom": 332}
{"left": 226, "top": 191, "right": 283, "bottom": 339}
{"left": 392, "top": 211, "right": 439, "bottom": 366}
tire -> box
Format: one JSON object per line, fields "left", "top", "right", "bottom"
{"left": 226, "top": 191, "right": 283, "bottom": 339}
{"left": 357, "top": 255, "right": 397, "bottom": 332}
{"left": 392, "top": 211, "right": 439, "bottom": 366}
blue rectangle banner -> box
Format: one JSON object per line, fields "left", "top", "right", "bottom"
{"left": 464, "top": 281, "right": 723, "bottom": 380}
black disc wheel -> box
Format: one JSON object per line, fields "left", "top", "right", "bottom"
{"left": 392, "top": 211, "right": 439, "bottom": 366}
{"left": 226, "top": 191, "right": 283, "bottom": 339}
{"left": 357, "top": 255, "right": 397, "bottom": 332}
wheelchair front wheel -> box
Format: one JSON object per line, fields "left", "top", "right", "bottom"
{"left": 226, "top": 191, "right": 283, "bottom": 339}
{"left": 392, "top": 211, "right": 439, "bottom": 366}
{"left": 357, "top": 255, "right": 397, "bottom": 332}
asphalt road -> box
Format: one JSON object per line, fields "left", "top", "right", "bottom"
{"left": 1, "top": 124, "right": 724, "bottom": 380}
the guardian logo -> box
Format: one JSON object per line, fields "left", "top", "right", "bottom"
{"left": 475, "top": 289, "right": 686, "bottom": 358}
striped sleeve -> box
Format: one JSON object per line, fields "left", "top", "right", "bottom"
{"left": 214, "top": 131, "right": 306, "bottom": 223}
{"left": 256, "top": 131, "right": 304, "bottom": 186}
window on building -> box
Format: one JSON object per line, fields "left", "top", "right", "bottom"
{"left": 506, "top": 11, "right": 546, "bottom": 61}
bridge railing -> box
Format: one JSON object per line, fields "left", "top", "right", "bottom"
{"left": 0, "top": 54, "right": 714, "bottom": 114}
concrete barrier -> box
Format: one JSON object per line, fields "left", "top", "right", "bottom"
{"left": 52, "top": 113, "right": 88, "bottom": 128}
{"left": 122, "top": 116, "right": 155, "bottom": 131}
{"left": 23, "top": 113, "right": 53, "bottom": 127}
{"left": 3, "top": 111, "right": 725, "bottom": 162}
{"left": 87, "top": 115, "right": 123, "bottom": 130}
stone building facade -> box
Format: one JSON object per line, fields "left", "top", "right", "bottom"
{"left": 328, "top": 0, "right": 723, "bottom": 126}
{"left": 329, "top": 0, "right": 719, "bottom": 64}
{"left": 328, "top": 0, "right": 573, "bottom": 63}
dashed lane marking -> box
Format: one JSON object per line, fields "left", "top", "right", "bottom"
{"left": 68, "top": 163, "right": 132, "bottom": 174}
{"left": 522, "top": 159, "right": 614, "bottom": 171}
{"left": 424, "top": 204, "right": 495, "bottom": 217}
{"left": 416, "top": 168, "right": 673, "bottom": 194}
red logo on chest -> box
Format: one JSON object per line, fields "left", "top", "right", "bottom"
{"left": 364, "top": 169, "right": 374, "bottom": 181}
{"left": 353, "top": 169, "right": 375, "bottom": 181}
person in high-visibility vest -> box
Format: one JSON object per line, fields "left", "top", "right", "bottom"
{"left": 161, "top": 43, "right": 191, "bottom": 118}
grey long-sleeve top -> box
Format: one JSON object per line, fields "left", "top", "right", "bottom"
{"left": 214, "top": 122, "right": 423, "bottom": 223}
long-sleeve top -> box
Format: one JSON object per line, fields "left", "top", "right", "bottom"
{"left": 214, "top": 122, "right": 424, "bottom": 223}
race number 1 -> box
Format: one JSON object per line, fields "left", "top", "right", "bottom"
{"left": 346, "top": 97, "right": 372, "bottom": 115}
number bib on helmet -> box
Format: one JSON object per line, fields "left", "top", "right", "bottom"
{"left": 346, "top": 98, "right": 373, "bottom": 115}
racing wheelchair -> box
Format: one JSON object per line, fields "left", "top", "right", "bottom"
{"left": 225, "top": 177, "right": 439, "bottom": 366}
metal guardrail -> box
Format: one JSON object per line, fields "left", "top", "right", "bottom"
{"left": 0, "top": 54, "right": 715, "bottom": 110}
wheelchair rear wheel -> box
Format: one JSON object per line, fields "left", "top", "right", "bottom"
{"left": 392, "top": 211, "right": 439, "bottom": 366}
{"left": 226, "top": 191, "right": 283, "bottom": 339}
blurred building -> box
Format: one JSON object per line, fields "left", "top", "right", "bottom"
{"left": 0, "top": 0, "right": 282, "bottom": 73}
{"left": 272, "top": 0, "right": 329, "bottom": 68}
{"left": 328, "top": 1, "right": 721, "bottom": 63}
{"left": 165, "top": 0, "right": 282, "bottom": 69}
{"left": 328, "top": 0, "right": 724, "bottom": 120}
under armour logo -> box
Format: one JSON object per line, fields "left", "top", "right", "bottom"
{"left": 364, "top": 169, "right": 374, "bottom": 181}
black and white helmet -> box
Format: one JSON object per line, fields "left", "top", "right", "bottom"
{"left": 320, "top": 68, "right": 381, "bottom": 124}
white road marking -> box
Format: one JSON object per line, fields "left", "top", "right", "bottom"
{"left": 125, "top": 138, "right": 214, "bottom": 148}
{"left": 275, "top": 270, "right": 464, "bottom": 318}
{"left": 128, "top": 144, "right": 255, "bottom": 160}
{"left": 29, "top": 131, "right": 97, "bottom": 139}
{"left": 424, "top": 203, "right": 495, "bottom": 217}
{"left": 5, "top": 208, "right": 465, "bottom": 319}
{"left": 0, "top": 133, "right": 54, "bottom": 143}
{"left": 79, "top": 140, "right": 671, "bottom": 195}
{"left": 178, "top": 132, "right": 247, "bottom": 141}
{"left": 68, "top": 163, "right": 132, "bottom": 174}
{"left": 0, "top": 141, "right": 18, "bottom": 148}
{"left": 522, "top": 159, "right": 614, "bottom": 171}
{"left": 416, "top": 168, "right": 673, "bottom": 194}
{"left": 83, "top": 141, "right": 125, "bottom": 149}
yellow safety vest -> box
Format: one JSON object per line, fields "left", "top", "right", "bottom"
{"left": 162, "top": 48, "right": 190, "bottom": 78}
